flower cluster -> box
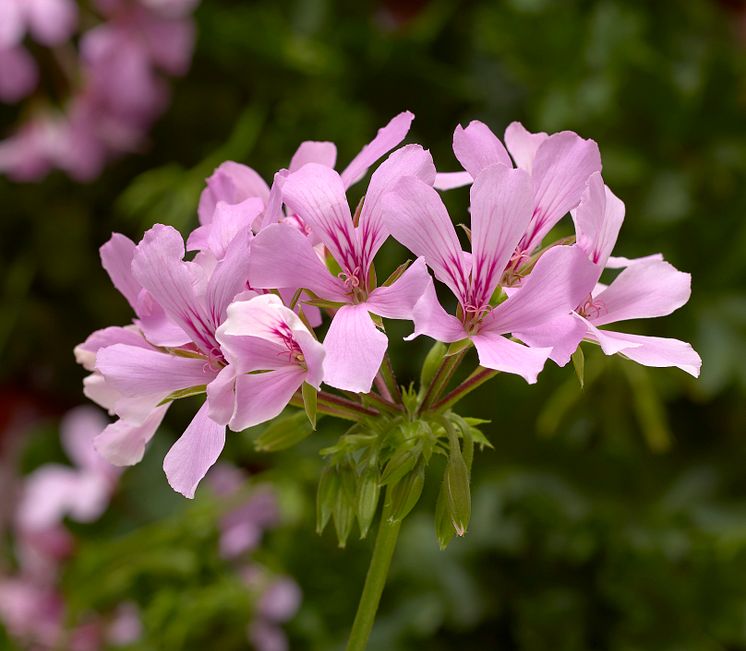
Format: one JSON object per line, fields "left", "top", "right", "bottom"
{"left": 0, "top": 0, "right": 197, "bottom": 181}
{"left": 76, "top": 112, "right": 701, "bottom": 500}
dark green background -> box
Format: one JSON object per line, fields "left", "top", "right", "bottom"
{"left": 2, "top": 1, "right": 746, "bottom": 649}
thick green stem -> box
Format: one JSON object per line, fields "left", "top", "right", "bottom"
{"left": 418, "top": 350, "right": 466, "bottom": 415}
{"left": 345, "top": 494, "right": 401, "bottom": 651}
{"left": 432, "top": 367, "right": 499, "bottom": 412}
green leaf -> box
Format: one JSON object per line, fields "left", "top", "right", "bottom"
{"left": 302, "top": 382, "right": 318, "bottom": 429}
{"left": 254, "top": 410, "right": 314, "bottom": 452}
{"left": 572, "top": 346, "right": 585, "bottom": 389}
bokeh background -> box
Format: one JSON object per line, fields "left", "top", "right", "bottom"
{"left": 2, "top": 0, "right": 746, "bottom": 649}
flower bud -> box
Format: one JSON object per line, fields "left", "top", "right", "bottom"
{"left": 255, "top": 411, "right": 314, "bottom": 452}
{"left": 420, "top": 341, "right": 447, "bottom": 390}
{"left": 388, "top": 461, "right": 425, "bottom": 523}
{"left": 357, "top": 468, "right": 381, "bottom": 539}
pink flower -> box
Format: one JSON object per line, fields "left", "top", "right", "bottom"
{"left": 435, "top": 121, "right": 602, "bottom": 261}
{"left": 248, "top": 144, "right": 435, "bottom": 392}
{"left": 517, "top": 172, "right": 701, "bottom": 376}
{"left": 210, "top": 294, "right": 325, "bottom": 430}
{"left": 16, "top": 407, "right": 118, "bottom": 535}
{"left": 381, "top": 163, "right": 598, "bottom": 383}
{"left": 81, "top": 224, "right": 254, "bottom": 498}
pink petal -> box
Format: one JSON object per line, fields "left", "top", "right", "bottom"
{"left": 340, "top": 111, "right": 414, "bottom": 189}
{"left": 521, "top": 131, "right": 602, "bottom": 253}
{"left": 605, "top": 253, "right": 664, "bottom": 268}
{"left": 452, "top": 121, "right": 512, "bottom": 179}
{"left": 366, "top": 257, "right": 431, "bottom": 320}
{"left": 589, "top": 330, "right": 701, "bottom": 377}
{"left": 282, "top": 164, "right": 359, "bottom": 274}
{"left": 571, "top": 172, "right": 624, "bottom": 267}
{"left": 140, "top": 14, "right": 194, "bottom": 75}
{"left": 512, "top": 313, "right": 587, "bottom": 367}
{"left": 75, "top": 326, "right": 152, "bottom": 371}
{"left": 322, "top": 304, "right": 387, "bottom": 392}
{"left": 132, "top": 224, "right": 216, "bottom": 352}
{"left": 405, "top": 280, "right": 466, "bottom": 343}
{"left": 381, "top": 175, "right": 469, "bottom": 302}
{"left": 94, "top": 405, "right": 168, "bottom": 466}
{"left": 591, "top": 260, "right": 691, "bottom": 326}
{"left": 256, "top": 170, "right": 289, "bottom": 230}
{"left": 100, "top": 233, "right": 142, "bottom": 310}
{"left": 289, "top": 141, "right": 337, "bottom": 171}
{"left": 96, "top": 344, "right": 213, "bottom": 397}
{"left": 470, "top": 164, "right": 533, "bottom": 306}
{"left": 433, "top": 171, "right": 473, "bottom": 191}
{"left": 206, "top": 364, "right": 237, "bottom": 426}
{"left": 198, "top": 161, "right": 270, "bottom": 225}
{"left": 484, "top": 245, "right": 598, "bottom": 335}
{"left": 186, "top": 197, "right": 260, "bottom": 259}
{"left": 248, "top": 223, "right": 347, "bottom": 301}
{"left": 204, "top": 229, "right": 254, "bottom": 326}
{"left": 471, "top": 332, "right": 551, "bottom": 384}
{"left": 357, "top": 144, "right": 436, "bottom": 270}
{"left": 163, "top": 402, "right": 226, "bottom": 498}
{"left": 230, "top": 367, "right": 306, "bottom": 431}
{"left": 503, "top": 122, "right": 548, "bottom": 173}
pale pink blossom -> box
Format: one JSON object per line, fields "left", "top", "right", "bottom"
{"left": 517, "top": 173, "right": 701, "bottom": 376}
{"left": 382, "top": 162, "right": 598, "bottom": 383}
{"left": 211, "top": 294, "right": 325, "bottom": 431}
{"left": 434, "top": 121, "right": 602, "bottom": 262}
{"left": 248, "top": 144, "right": 434, "bottom": 392}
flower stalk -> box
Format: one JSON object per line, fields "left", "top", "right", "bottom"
{"left": 345, "top": 490, "right": 401, "bottom": 651}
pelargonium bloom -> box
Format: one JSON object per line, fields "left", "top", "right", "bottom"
{"left": 382, "top": 162, "right": 598, "bottom": 383}
{"left": 209, "top": 294, "right": 325, "bottom": 432}
{"left": 79, "top": 223, "right": 253, "bottom": 498}
{"left": 515, "top": 173, "right": 701, "bottom": 376}
{"left": 248, "top": 144, "right": 435, "bottom": 392}
{"left": 435, "top": 120, "right": 602, "bottom": 265}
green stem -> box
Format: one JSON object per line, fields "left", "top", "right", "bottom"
{"left": 346, "top": 494, "right": 401, "bottom": 651}
{"left": 418, "top": 350, "right": 466, "bottom": 415}
{"left": 318, "top": 391, "right": 379, "bottom": 418}
{"left": 431, "top": 367, "right": 499, "bottom": 412}
{"left": 288, "top": 393, "right": 374, "bottom": 422}
{"left": 363, "top": 391, "right": 403, "bottom": 415}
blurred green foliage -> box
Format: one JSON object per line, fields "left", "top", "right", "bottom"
{"left": 3, "top": 0, "right": 746, "bottom": 649}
